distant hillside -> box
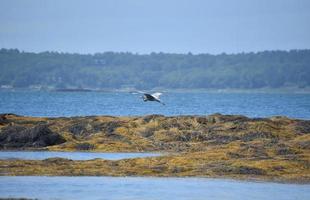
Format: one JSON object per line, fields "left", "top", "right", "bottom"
{"left": 0, "top": 48, "right": 309, "bottom": 90}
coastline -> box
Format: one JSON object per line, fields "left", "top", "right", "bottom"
{"left": 0, "top": 113, "right": 309, "bottom": 183}
{"left": 1, "top": 87, "right": 310, "bottom": 94}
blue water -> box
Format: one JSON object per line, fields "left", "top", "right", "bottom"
{"left": 0, "top": 176, "right": 309, "bottom": 200}
{"left": 0, "top": 91, "right": 310, "bottom": 119}
{"left": 1, "top": 91, "right": 310, "bottom": 198}
{"left": 0, "top": 151, "right": 161, "bottom": 160}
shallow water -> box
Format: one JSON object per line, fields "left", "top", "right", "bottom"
{"left": 0, "top": 176, "right": 309, "bottom": 200}
{"left": 0, "top": 151, "right": 161, "bottom": 160}
{"left": 0, "top": 91, "right": 310, "bottom": 119}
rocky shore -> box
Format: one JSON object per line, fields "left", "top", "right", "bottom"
{"left": 0, "top": 113, "right": 309, "bottom": 182}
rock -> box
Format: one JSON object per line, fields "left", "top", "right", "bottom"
{"left": 276, "top": 146, "right": 297, "bottom": 155}
{"left": 142, "top": 114, "right": 164, "bottom": 123}
{"left": 235, "top": 166, "right": 266, "bottom": 175}
{"left": 69, "top": 122, "right": 92, "bottom": 136}
{"left": 170, "top": 166, "right": 185, "bottom": 173}
{"left": 0, "top": 114, "right": 9, "bottom": 125}
{"left": 43, "top": 157, "right": 72, "bottom": 164}
{"left": 241, "top": 131, "right": 277, "bottom": 142}
{"left": 195, "top": 117, "right": 209, "bottom": 125}
{"left": 272, "top": 166, "right": 285, "bottom": 171}
{"left": 101, "top": 121, "right": 123, "bottom": 134}
{"left": 151, "top": 165, "right": 167, "bottom": 173}
{"left": 177, "top": 131, "right": 207, "bottom": 142}
{"left": 68, "top": 119, "right": 123, "bottom": 137}
{"left": 0, "top": 125, "right": 66, "bottom": 149}
{"left": 75, "top": 142, "right": 95, "bottom": 150}
{"left": 295, "top": 120, "right": 310, "bottom": 134}
{"left": 206, "top": 134, "right": 240, "bottom": 145}
{"left": 297, "top": 141, "right": 310, "bottom": 149}
{"left": 240, "top": 143, "right": 269, "bottom": 158}
{"left": 139, "top": 127, "right": 155, "bottom": 137}
{"left": 227, "top": 152, "right": 244, "bottom": 159}
{"left": 207, "top": 114, "right": 250, "bottom": 123}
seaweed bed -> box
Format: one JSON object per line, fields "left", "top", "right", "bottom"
{"left": 0, "top": 113, "right": 309, "bottom": 183}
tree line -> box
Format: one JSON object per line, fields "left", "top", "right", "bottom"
{"left": 0, "top": 48, "right": 309, "bottom": 90}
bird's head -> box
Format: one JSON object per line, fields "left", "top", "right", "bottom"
{"left": 141, "top": 95, "right": 147, "bottom": 101}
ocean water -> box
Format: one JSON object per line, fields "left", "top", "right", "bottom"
{"left": 0, "top": 90, "right": 310, "bottom": 119}
{"left": 0, "top": 176, "right": 309, "bottom": 200}
{"left": 0, "top": 151, "right": 161, "bottom": 160}
{"left": 1, "top": 91, "right": 310, "bottom": 199}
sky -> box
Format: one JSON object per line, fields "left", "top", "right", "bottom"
{"left": 0, "top": 0, "right": 310, "bottom": 54}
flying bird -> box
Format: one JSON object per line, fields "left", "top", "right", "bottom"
{"left": 131, "top": 91, "right": 165, "bottom": 105}
{"left": 142, "top": 92, "right": 165, "bottom": 105}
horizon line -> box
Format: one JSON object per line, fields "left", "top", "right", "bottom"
{"left": 1, "top": 47, "right": 310, "bottom": 56}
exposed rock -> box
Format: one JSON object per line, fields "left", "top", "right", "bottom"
{"left": 276, "top": 146, "right": 298, "bottom": 155}
{"left": 226, "top": 152, "right": 244, "bottom": 159}
{"left": 101, "top": 121, "right": 123, "bottom": 134}
{"left": 0, "top": 125, "right": 66, "bottom": 149}
{"left": 178, "top": 131, "right": 207, "bottom": 142}
{"left": 295, "top": 120, "right": 310, "bottom": 134}
{"left": 272, "top": 166, "right": 285, "bottom": 171}
{"left": 43, "top": 157, "right": 72, "bottom": 164}
{"left": 75, "top": 142, "right": 95, "bottom": 150}
{"left": 69, "top": 122, "right": 92, "bottom": 136}
{"left": 297, "top": 141, "right": 310, "bottom": 149}
{"left": 206, "top": 134, "right": 240, "bottom": 145}
{"left": 234, "top": 166, "right": 266, "bottom": 175}
{"left": 170, "top": 166, "right": 185, "bottom": 173}
{"left": 241, "top": 131, "right": 277, "bottom": 142}
{"left": 142, "top": 114, "right": 165, "bottom": 123}
{"left": 0, "top": 114, "right": 9, "bottom": 125}
{"left": 195, "top": 116, "right": 209, "bottom": 125}
{"left": 240, "top": 143, "right": 269, "bottom": 158}
{"left": 68, "top": 119, "right": 124, "bottom": 138}
{"left": 207, "top": 114, "right": 250, "bottom": 123}
{"left": 139, "top": 127, "right": 155, "bottom": 137}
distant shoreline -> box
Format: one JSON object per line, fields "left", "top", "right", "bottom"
{"left": 1, "top": 87, "right": 310, "bottom": 94}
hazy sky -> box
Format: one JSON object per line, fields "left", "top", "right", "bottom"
{"left": 0, "top": 0, "right": 309, "bottom": 54}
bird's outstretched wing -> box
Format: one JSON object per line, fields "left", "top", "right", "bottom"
{"left": 130, "top": 90, "right": 145, "bottom": 95}
{"left": 151, "top": 92, "right": 162, "bottom": 100}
